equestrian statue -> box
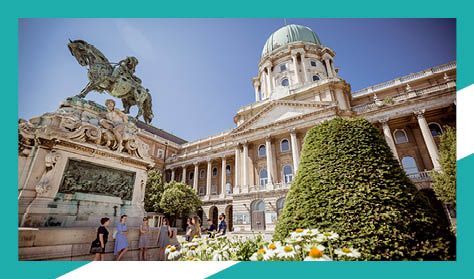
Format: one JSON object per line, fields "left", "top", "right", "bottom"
{"left": 67, "top": 39, "right": 154, "bottom": 124}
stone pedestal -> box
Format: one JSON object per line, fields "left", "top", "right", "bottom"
{"left": 18, "top": 97, "right": 154, "bottom": 228}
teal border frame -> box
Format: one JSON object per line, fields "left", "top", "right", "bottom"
{"left": 4, "top": 1, "right": 473, "bottom": 278}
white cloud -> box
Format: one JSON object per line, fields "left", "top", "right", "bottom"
{"left": 115, "top": 20, "right": 155, "bottom": 61}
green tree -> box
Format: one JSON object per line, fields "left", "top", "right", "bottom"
{"left": 431, "top": 126, "right": 456, "bottom": 206}
{"left": 159, "top": 181, "right": 202, "bottom": 220}
{"left": 274, "top": 117, "right": 455, "bottom": 260}
{"left": 144, "top": 169, "right": 165, "bottom": 213}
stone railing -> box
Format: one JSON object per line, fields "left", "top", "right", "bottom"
{"left": 232, "top": 182, "right": 292, "bottom": 195}
{"left": 407, "top": 170, "right": 433, "bottom": 182}
{"left": 352, "top": 81, "right": 455, "bottom": 114}
{"left": 352, "top": 61, "right": 456, "bottom": 97}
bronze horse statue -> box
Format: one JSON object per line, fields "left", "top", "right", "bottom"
{"left": 67, "top": 39, "right": 154, "bottom": 124}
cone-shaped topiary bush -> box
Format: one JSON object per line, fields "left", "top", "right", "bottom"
{"left": 273, "top": 117, "right": 455, "bottom": 260}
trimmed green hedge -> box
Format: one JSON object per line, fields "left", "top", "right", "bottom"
{"left": 273, "top": 118, "right": 455, "bottom": 260}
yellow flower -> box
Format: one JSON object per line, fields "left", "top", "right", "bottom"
{"left": 308, "top": 247, "right": 323, "bottom": 258}
{"left": 284, "top": 246, "right": 294, "bottom": 253}
{"left": 268, "top": 243, "right": 277, "bottom": 250}
{"left": 295, "top": 228, "right": 304, "bottom": 233}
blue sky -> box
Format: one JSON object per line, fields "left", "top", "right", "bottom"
{"left": 18, "top": 18, "right": 455, "bottom": 142}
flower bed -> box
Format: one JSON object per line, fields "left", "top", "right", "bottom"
{"left": 165, "top": 229, "right": 360, "bottom": 261}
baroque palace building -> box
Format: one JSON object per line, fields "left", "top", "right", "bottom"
{"left": 16, "top": 24, "right": 456, "bottom": 260}
{"left": 157, "top": 24, "right": 456, "bottom": 234}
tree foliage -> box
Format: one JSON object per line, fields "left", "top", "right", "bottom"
{"left": 159, "top": 181, "right": 202, "bottom": 218}
{"left": 274, "top": 117, "right": 455, "bottom": 260}
{"left": 144, "top": 169, "right": 165, "bottom": 213}
{"left": 431, "top": 126, "right": 456, "bottom": 206}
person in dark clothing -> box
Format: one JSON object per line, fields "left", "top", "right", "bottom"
{"left": 91, "top": 217, "right": 110, "bottom": 261}
{"left": 216, "top": 214, "right": 227, "bottom": 236}
{"left": 206, "top": 219, "right": 217, "bottom": 237}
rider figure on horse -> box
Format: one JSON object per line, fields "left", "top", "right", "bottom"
{"left": 112, "top": 56, "right": 142, "bottom": 85}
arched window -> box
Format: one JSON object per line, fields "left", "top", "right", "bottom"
{"left": 283, "top": 165, "right": 293, "bottom": 183}
{"left": 281, "top": 78, "right": 289, "bottom": 87}
{"left": 226, "top": 165, "right": 231, "bottom": 175}
{"left": 280, "top": 139, "right": 290, "bottom": 152}
{"left": 259, "top": 168, "right": 268, "bottom": 187}
{"left": 428, "top": 123, "right": 443, "bottom": 137}
{"left": 258, "top": 145, "right": 266, "bottom": 157}
{"left": 276, "top": 197, "right": 285, "bottom": 216}
{"left": 212, "top": 167, "right": 218, "bottom": 177}
{"left": 312, "top": 75, "right": 320, "bottom": 81}
{"left": 189, "top": 171, "right": 194, "bottom": 181}
{"left": 226, "top": 183, "right": 232, "bottom": 194}
{"left": 253, "top": 200, "right": 265, "bottom": 212}
{"left": 199, "top": 169, "right": 205, "bottom": 179}
{"left": 401, "top": 156, "right": 419, "bottom": 175}
{"left": 394, "top": 129, "right": 409, "bottom": 144}
{"left": 310, "top": 61, "right": 317, "bottom": 67}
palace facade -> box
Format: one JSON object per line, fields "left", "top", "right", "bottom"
{"left": 156, "top": 24, "right": 456, "bottom": 234}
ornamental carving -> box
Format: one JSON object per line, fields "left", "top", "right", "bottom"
{"left": 18, "top": 97, "right": 150, "bottom": 161}
{"left": 35, "top": 150, "right": 61, "bottom": 196}
{"left": 59, "top": 159, "right": 135, "bottom": 200}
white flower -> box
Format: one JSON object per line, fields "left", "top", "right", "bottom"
{"left": 277, "top": 245, "right": 297, "bottom": 259}
{"left": 321, "top": 231, "right": 339, "bottom": 241}
{"left": 307, "top": 229, "right": 320, "bottom": 236}
{"left": 334, "top": 247, "right": 361, "bottom": 258}
{"left": 290, "top": 228, "right": 309, "bottom": 239}
{"left": 212, "top": 252, "right": 223, "bottom": 261}
{"left": 304, "top": 246, "right": 332, "bottom": 261}
{"left": 267, "top": 242, "right": 282, "bottom": 253}
{"left": 303, "top": 243, "right": 326, "bottom": 253}
{"left": 166, "top": 246, "right": 181, "bottom": 260}
{"left": 250, "top": 248, "right": 271, "bottom": 261}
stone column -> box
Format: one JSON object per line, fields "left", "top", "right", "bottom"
{"left": 301, "top": 54, "right": 309, "bottom": 83}
{"left": 415, "top": 110, "right": 441, "bottom": 171}
{"left": 242, "top": 142, "right": 249, "bottom": 187}
{"left": 265, "top": 66, "right": 274, "bottom": 94}
{"left": 290, "top": 129, "right": 300, "bottom": 173}
{"left": 325, "top": 58, "right": 334, "bottom": 78}
{"left": 234, "top": 146, "right": 240, "bottom": 188}
{"left": 171, "top": 168, "right": 175, "bottom": 182}
{"left": 253, "top": 79, "right": 261, "bottom": 102}
{"left": 206, "top": 159, "right": 212, "bottom": 197}
{"left": 221, "top": 157, "right": 226, "bottom": 197}
{"left": 379, "top": 118, "right": 399, "bottom": 162}
{"left": 265, "top": 136, "right": 274, "bottom": 185}
{"left": 193, "top": 163, "right": 199, "bottom": 192}
{"left": 291, "top": 54, "right": 300, "bottom": 84}
{"left": 181, "top": 165, "right": 187, "bottom": 184}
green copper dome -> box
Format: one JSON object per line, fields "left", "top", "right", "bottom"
{"left": 262, "top": 24, "right": 321, "bottom": 57}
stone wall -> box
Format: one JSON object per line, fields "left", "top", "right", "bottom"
{"left": 19, "top": 226, "right": 179, "bottom": 261}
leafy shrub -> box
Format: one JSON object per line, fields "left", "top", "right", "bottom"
{"left": 274, "top": 117, "right": 455, "bottom": 260}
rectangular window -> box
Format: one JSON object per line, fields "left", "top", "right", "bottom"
{"left": 280, "top": 64, "right": 287, "bottom": 72}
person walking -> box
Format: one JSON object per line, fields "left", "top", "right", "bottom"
{"left": 138, "top": 216, "right": 151, "bottom": 261}
{"left": 157, "top": 217, "right": 172, "bottom": 260}
{"left": 185, "top": 217, "right": 193, "bottom": 242}
{"left": 114, "top": 215, "right": 129, "bottom": 261}
{"left": 91, "top": 217, "right": 110, "bottom": 261}
{"left": 191, "top": 216, "right": 201, "bottom": 239}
